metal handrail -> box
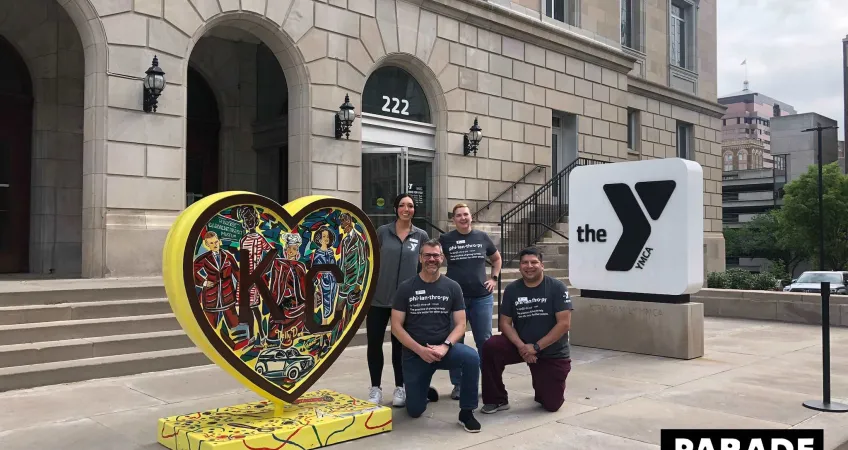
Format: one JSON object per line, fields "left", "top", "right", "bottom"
{"left": 496, "top": 156, "right": 609, "bottom": 308}
{"left": 472, "top": 164, "right": 545, "bottom": 219}
{"left": 526, "top": 222, "right": 568, "bottom": 242}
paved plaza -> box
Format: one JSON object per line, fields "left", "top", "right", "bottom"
{"left": 2, "top": 317, "right": 848, "bottom": 449}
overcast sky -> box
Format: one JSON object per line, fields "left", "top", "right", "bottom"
{"left": 716, "top": 0, "right": 848, "bottom": 134}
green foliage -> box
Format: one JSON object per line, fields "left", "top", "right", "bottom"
{"left": 724, "top": 268, "right": 754, "bottom": 290}
{"left": 724, "top": 162, "right": 848, "bottom": 275}
{"left": 706, "top": 271, "right": 728, "bottom": 289}
{"left": 706, "top": 269, "right": 778, "bottom": 291}
{"left": 779, "top": 162, "right": 848, "bottom": 270}
{"left": 750, "top": 272, "right": 779, "bottom": 291}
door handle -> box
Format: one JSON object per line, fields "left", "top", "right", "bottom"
{"left": 0, "top": 184, "right": 9, "bottom": 188}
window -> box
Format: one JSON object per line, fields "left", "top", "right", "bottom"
{"left": 546, "top": 0, "right": 579, "bottom": 26}
{"left": 627, "top": 108, "right": 640, "bottom": 153}
{"left": 621, "top": 0, "right": 643, "bottom": 51}
{"left": 723, "top": 151, "right": 734, "bottom": 171}
{"left": 669, "top": 0, "right": 696, "bottom": 71}
{"left": 676, "top": 121, "right": 693, "bottom": 159}
{"left": 670, "top": 3, "right": 685, "bottom": 67}
{"left": 737, "top": 149, "right": 748, "bottom": 170}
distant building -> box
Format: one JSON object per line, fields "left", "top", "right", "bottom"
{"left": 770, "top": 113, "right": 840, "bottom": 182}
{"left": 718, "top": 84, "right": 797, "bottom": 170}
{"left": 840, "top": 141, "right": 845, "bottom": 174}
{"left": 722, "top": 154, "right": 787, "bottom": 230}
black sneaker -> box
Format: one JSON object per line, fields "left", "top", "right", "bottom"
{"left": 458, "top": 409, "right": 481, "bottom": 433}
{"left": 480, "top": 402, "right": 510, "bottom": 414}
{"left": 427, "top": 386, "right": 439, "bottom": 403}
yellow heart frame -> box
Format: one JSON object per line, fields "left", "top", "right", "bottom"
{"left": 162, "top": 192, "right": 380, "bottom": 405}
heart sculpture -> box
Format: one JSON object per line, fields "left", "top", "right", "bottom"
{"left": 162, "top": 192, "right": 379, "bottom": 404}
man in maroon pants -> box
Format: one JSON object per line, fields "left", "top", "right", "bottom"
{"left": 480, "top": 247, "right": 573, "bottom": 413}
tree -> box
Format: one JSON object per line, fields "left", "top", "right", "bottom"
{"left": 724, "top": 209, "right": 807, "bottom": 276}
{"left": 779, "top": 162, "right": 848, "bottom": 271}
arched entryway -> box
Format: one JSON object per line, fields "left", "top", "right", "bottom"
{"left": 187, "top": 27, "right": 290, "bottom": 205}
{"left": 0, "top": 36, "right": 33, "bottom": 273}
{"left": 186, "top": 66, "right": 220, "bottom": 206}
{"left": 360, "top": 65, "right": 436, "bottom": 233}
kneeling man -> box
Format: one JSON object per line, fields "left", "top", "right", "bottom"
{"left": 480, "top": 247, "right": 572, "bottom": 413}
{"left": 391, "top": 239, "right": 482, "bottom": 432}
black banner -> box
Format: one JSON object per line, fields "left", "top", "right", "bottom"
{"left": 660, "top": 429, "right": 824, "bottom": 450}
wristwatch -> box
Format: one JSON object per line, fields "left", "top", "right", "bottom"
{"left": 443, "top": 340, "right": 453, "bottom": 348}
{"left": 492, "top": 274, "right": 499, "bottom": 281}
{"left": 532, "top": 343, "right": 541, "bottom": 353}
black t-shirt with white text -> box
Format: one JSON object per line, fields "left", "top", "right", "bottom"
{"left": 500, "top": 276, "right": 572, "bottom": 359}
{"left": 392, "top": 274, "right": 465, "bottom": 358}
{"left": 439, "top": 229, "right": 497, "bottom": 298}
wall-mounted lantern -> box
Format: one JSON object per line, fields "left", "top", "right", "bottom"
{"left": 143, "top": 56, "right": 166, "bottom": 113}
{"left": 463, "top": 117, "right": 483, "bottom": 156}
{"left": 335, "top": 94, "right": 356, "bottom": 139}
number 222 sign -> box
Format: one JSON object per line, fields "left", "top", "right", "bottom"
{"left": 381, "top": 96, "right": 410, "bottom": 116}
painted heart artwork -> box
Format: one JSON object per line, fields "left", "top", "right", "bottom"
{"left": 162, "top": 192, "right": 380, "bottom": 404}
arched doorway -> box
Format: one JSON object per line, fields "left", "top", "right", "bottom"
{"left": 186, "top": 66, "right": 220, "bottom": 206}
{"left": 187, "top": 28, "right": 289, "bottom": 205}
{"left": 361, "top": 65, "right": 435, "bottom": 233}
{"left": 0, "top": 36, "right": 33, "bottom": 273}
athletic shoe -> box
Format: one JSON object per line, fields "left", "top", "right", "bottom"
{"left": 458, "top": 409, "right": 481, "bottom": 433}
{"left": 392, "top": 386, "right": 406, "bottom": 407}
{"left": 450, "top": 385, "right": 460, "bottom": 400}
{"left": 481, "top": 402, "right": 510, "bottom": 414}
{"left": 427, "top": 386, "right": 439, "bottom": 402}
{"left": 368, "top": 386, "right": 382, "bottom": 404}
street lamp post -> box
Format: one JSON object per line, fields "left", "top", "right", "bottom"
{"left": 801, "top": 124, "right": 837, "bottom": 271}
{"left": 801, "top": 123, "right": 848, "bottom": 413}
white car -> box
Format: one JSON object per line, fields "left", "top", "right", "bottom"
{"left": 783, "top": 271, "right": 848, "bottom": 295}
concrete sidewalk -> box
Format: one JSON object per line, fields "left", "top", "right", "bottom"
{"left": 2, "top": 317, "right": 848, "bottom": 449}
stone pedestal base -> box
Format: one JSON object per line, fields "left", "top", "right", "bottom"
{"left": 570, "top": 296, "right": 704, "bottom": 360}
{"left": 156, "top": 389, "right": 391, "bottom": 449}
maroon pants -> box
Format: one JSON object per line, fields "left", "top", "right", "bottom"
{"left": 481, "top": 334, "right": 571, "bottom": 412}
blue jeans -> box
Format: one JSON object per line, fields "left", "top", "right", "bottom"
{"left": 449, "top": 293, "right": 494, "bottom": 386}
{"left": 402, "top": 343, "right": 480, "bottom": 417}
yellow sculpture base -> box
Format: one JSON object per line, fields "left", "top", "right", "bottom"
{"left": 156, "top": 389, "right": 392, "bottom": 449}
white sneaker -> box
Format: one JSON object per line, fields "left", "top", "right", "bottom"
{"left": 392, "top": 386, "right": 406, "bottom": 407}
{"left": 368, "top": 386, "right": 383, "bottom": 404}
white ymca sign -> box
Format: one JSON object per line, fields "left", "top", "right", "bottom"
{"left": 568, "top": 158, "right": 704, "bottom": 296}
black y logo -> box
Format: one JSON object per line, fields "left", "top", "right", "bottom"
{"left": 602, "top": 180, "right": 676, "bottom": 271}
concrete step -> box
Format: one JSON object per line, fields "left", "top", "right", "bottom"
{"left": 0, "top": 277, "right": 165, "bottom": 307}
{"left": 0, "top": 347, "right": 212, "bottom": 392}
{"left": 0, "top": 298, "right": 172, "bottom": 325}
{"left": 0, "top": 313, "right": 181, "bottom": 345}
{"left": 0, "top": 330, "right": 194, "bottom": 369}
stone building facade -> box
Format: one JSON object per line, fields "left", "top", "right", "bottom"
{"left": 0, "top": 0, "right": 725, "bottom": 278}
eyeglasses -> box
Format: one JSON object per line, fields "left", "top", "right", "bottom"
{"left": 422, "top": 253, "right": 442, "bottom": 259}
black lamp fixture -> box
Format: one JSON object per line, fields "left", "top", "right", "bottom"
{"left": 335, "top": 94, "right": 356, "bottom": 139}
{"left": 143, "top": 55, "right": 166, "bottom": 113}
{"left": 463, "top": 117, "right": 483, "bottom": 156}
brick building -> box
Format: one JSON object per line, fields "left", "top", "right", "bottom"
{"left": 0, "top": 0, "right": 725, "bottom": 278}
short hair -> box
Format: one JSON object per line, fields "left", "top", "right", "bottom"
{"left": 419, "top": 238, "right": 442, "bottom": 254}
{"left": 519, "top": 247, "right": 543, "bottom": 262}
{"left": 452, "top": 203, "right": 470, "bottom": 214}
{"left": 204, "top": 231, "right": 218, "bottom": 240}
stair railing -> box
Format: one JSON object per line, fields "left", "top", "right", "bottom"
{"left": 472, "top": 164, "right": 544, "bottom": 220}
{"left": 496, "top": 157, "right": 609, "bottom": 307}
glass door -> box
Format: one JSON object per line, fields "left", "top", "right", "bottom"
{"left": 362, "top": 147, "right": 434, "bottom": 234}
